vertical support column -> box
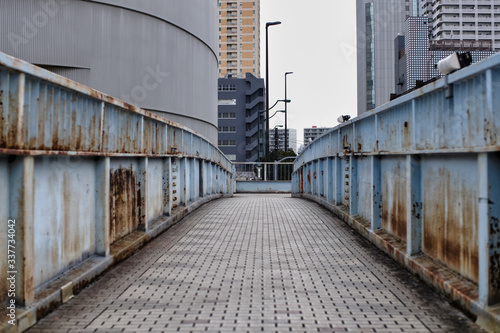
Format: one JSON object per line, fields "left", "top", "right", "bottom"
{"left": 304, "top": 164, "right": 310, "bottom": 194}
{"left": 95, "top": 157, "right": 110, "bottom": 257}
{"left": 137, "top": 157, "right": 149, "bottom": 232}
{"left": 214, "top": 165, "right": 219, "bottom": 194}
{"left": 171, "top": 158, "right": 180, "bottom": 208}
{"left": 349, "top": 156, "right": 358, "bottom": 216}
{"left": 478, "top": 152, "right": 500, "bottom": 306}
{"left": 190, "top": 158, "right": 195, "bottom": 201}
{"left": 406, "top": 155, "right": 422, "bottom": 255}
{"left": 316, "top": 161, "right": 321, "bottom": 196}
{"left": 10, "top": 156, "right": 34, "bottom": 306}
{"left": 213, "top": 163, "right": 217, "bottom": 195}
{"left": 327, "top": 158, "right": 334, "bottom": 202}
{"left": 163, "top": 157, "right": 172, "bottom": 216}
{"left": 371, "top": 155, "right": 382, "bottom": 231}
{"left": 218, "top": 167, "right": 222, "bottom": 194}
{"left": 310, "top": 162, "right": 315, "bottom": 195}
{"left": 198, "top": 160, "right": 204, "bottom": 198}
{"left": 334, "top": 156, "right": 342, "bottom": 205}
{"left": 208, "top": 162, "right": 213, "bottom": 194}
{"left": 180, "top": 158, "right": 187, "bottom": 205}
{"left": 319, "top": 160, "right": 324, "bottom": 197}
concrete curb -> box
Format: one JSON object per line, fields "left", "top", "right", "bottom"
{"left": 0, "top": 194, "right": 226, "bottom": 333}
{"left": 293, "top": 193, "right": 500, "bottom": 333}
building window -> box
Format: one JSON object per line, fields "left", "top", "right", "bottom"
{"left": 218, "top": 126, "right": 237, "bottom": 133}
{"left": 365, "top": 2, "right": 376, "bottom": 110}
{"left": 218, "top": 112, "right": 237, "bottom": 119}
{"left": 218, "top": 84, "right": 237, "bottom": 91}
{"left": 218, "top": 140, "right": 237, "bottom": 146}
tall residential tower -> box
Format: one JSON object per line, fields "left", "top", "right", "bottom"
{"left": 218, "top": 0, "right": 261, "bottom": 78}
{"left": 422, "top": 0, "right": 500, "bottom": 51}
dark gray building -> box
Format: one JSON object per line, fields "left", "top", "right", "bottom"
{"left": 218, "top": 73, "right": 264, "bottom": 162}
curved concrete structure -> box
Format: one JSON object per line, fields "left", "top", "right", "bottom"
{"left": 0, "top": 0, "right": 218, "bottom": 143}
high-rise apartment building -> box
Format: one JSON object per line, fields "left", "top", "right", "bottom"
{"left": 304, "top": 127, "right": 332, "bottom": 146}
{"left": 356, "top": 0, "right": 419, "bottom": 115}
{"left": 218, "top": 0, "right": 261, "bottom": 78}
{"left": 421, "top": 0, "right": 500, "bottom": 51}
{"left": 395, "top": 16, "right": 496, "bottom": 95}
{"left": 269, "top": 129, "right": 298, "bottom": 153}
{"left": 358, "top": 0, "right": 500, "bottom": 112}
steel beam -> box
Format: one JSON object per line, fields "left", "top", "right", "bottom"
{"left": 406, "top": 155, "right": 422, "bottom": 255}
{"left": 478, "top": 152, "right": 500, "bottom": 305}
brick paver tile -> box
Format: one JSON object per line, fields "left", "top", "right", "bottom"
{"left": 28, "top": 194, "right": 484, "bottom": 332}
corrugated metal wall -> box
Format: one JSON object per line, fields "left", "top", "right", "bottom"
{"left": 0, "top": 0, "right": 218, "bottom": 143}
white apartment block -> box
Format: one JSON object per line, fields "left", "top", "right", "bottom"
{"left": 421, "top": 0, "right": 500, "bottom": 51}
{"left": 269, "top": 129, "right": 298, "bottom": 153}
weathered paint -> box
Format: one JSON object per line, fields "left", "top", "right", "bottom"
{"left": 0, "top": 50, "right": 234, "bottom": 308}
{"left": 109, "top": 162, "right": 138, "bottom": 244}
{"left": 381, "top": 157, "right": 407, "bottom": 241}
{"left": 236, "top": 181, "right": 291, "bottom": 193}
{"left": 422, "top": 155, "right": 479, "bottom": 283}
{"left": 0, "top": 156, "right": 8, "bottom": 303}
{"left": 147, "top": 158, "right": 164, "bottom": 223}
{"left": 34, "top": 156, "right": 96, "bottom": 288}
{"left": 292, "top": 52, "right": 500, "bottom": 317}
{"left": 357, "top": 156, "right": 372, "bottom": 222}
{"left": 478, "top": 152, "right": 500, "bottom": 305}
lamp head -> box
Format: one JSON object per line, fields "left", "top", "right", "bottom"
{"left": 266, "top": 21, "right": 282, "bottom": 27}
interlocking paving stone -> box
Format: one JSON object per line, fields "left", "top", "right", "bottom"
{"left": 28, "top": 194, "right": 484, "bottom": 332}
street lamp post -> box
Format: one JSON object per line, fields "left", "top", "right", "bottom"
{"left": 284, "top": 72, "right": 293, "bottom": 152}
{"left": 257, "top": 100, "right": 289, "bottom": 163}
{"left": 265, "top": 21, "right": 281, "bottom": 161}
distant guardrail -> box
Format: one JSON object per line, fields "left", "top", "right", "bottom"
{"left": 0, "top": 51, "right": 233, "bottom": 330}
{"left": 292, "top": 53, "right": 500, "bottom": 332}
{"left": 234, "top": 162, "right": 293, "bottom": 193}
{"left": 234, "top": 162, "right": 294, "bottom": 181}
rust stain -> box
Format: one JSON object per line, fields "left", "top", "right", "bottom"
{"left": 423, "top": 167, "right": 479, "bottom": 283}
{"left": 307, "top": 169, "right": 311, "bottom": 185}
{"left": 491, "top": 216, "right": 500, "bottom": 294}
{"left": 342, "top": 133, "right": 351, "bottom": 154}
{"left": 403, "top": 121, "right": 411, "bottom": 148}
{"left": 0, "top": 89, "right": 5, "bottom": 147}
{"left": 298, "top": 168, "right": 304, "bottom": 193}
{"left": 109, "top": 166, "right": 138, "bottom": 244}
{"left": 382, "top": 163, "right": 407, "bottom": 241}
{"left": 8, "top": 87, "right": 21, "bottom": 148}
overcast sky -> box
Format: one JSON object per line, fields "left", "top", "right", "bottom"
{"left": 259, "top": 1, "right": 357, "bottom": 149}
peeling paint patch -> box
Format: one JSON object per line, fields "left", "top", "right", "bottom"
{"left": 109, "top": 166, "right": 138, "bottom": 244}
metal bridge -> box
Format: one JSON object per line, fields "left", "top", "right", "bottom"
{"left": 1, "top": 50, "right": 499, "bottom": 332}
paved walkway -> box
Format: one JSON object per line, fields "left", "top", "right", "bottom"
{"left": 28, "top": 194, "right": 483, "bottom": 333}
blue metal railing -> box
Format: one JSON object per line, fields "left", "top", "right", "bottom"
{"left": 292, "top": 53, "right": 500, "bottom": 331}
{"left": 0, "top": 51, "right": 234, "bottom": 322}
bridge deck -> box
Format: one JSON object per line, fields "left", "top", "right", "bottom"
{"left": 28, "top": 195, "right": 483, "bottom": 333}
